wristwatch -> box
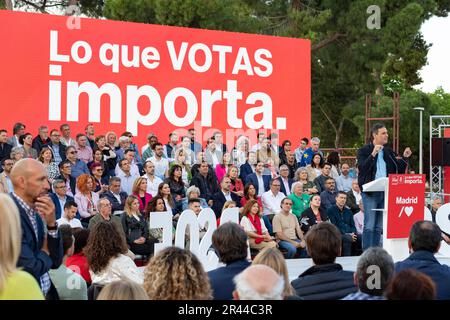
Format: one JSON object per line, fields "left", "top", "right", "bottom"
{"left": 47, "top": 224, "right": 58, "bottom": 231}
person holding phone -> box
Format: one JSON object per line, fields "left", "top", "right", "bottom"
{"left": 357, "top": 123, "right": 412, "bottom": 250}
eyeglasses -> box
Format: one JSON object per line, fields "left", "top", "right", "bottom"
{"left": 51, "top": 134, "right": 60, "bottom": 137}
{"left": 62, "top": 166, "right": 71, "bottom": 169}
{"left": 272, "top": 184, "right": 281, "bottom": 187}
{"left": 69, "top": 151, "right": 77, "bottom": 154}
{"left": 96, "top": 169, "right": 104, "bottom": 172}
{"left": 4, "top": 163, "right": 14, "bottom": 166}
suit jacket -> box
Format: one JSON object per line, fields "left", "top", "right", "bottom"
{"left": 49, "top": 193, "right": 80, "bottom": 220}
{"left": 47, "top": 142, "right": 67, "bottom": 162}
{"left": 190, "top": 173, "right": 219, "bottom": 201}
{"left": 101, "top": 190, "right": 128, "bottom": 213}
{"left": 32, "top": 136, "right": 51, "bottom": 154}
{"left": 357, "top": 143, "right": 408, "bottom": 190}
{"left": 55, "top": 175, "right": 76, "bottom": 197}
{"left": 239, "top": 162, "right": 254, "bottom": 184}
{"left": 346, "top": 190, "right": 360, "bottom": 214}
{"left": 6, "top": 135, "right": 20, "bottom": 148}
{"left": 0, "top": 142, "right": 12, "bottom": 163}
{"left": 278, "top": 176, "right": 294, "bottom": 196}
{"left": 208, "top": 260, "right": 251, "bottom": 300}
{"left": 210, "top": 190, "right": 241, "bottom": 218}
{"left": 246, "top": 173, "right": 270, "bottom": 194}
{"left": 11, "top": 195, "right": 63, "bottom": 284}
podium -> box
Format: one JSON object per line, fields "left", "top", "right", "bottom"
{"left": 363, "top": 177, "right": 410, "bottom": 261}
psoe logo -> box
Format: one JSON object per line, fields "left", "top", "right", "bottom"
{"left": 391, "top": 177, "right": 399, "bottom": 186}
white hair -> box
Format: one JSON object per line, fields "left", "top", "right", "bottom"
{"left": 119, "top": 136, "right": 130, "bottom": 143}
{"left": 291, "top": 181, "right": 303, "bottom": 192}
{"left": 311, "top": 137, "right": 320, "bottom": 143}
{"left": 233, "top": 271, "right": 284, "bottom": 300}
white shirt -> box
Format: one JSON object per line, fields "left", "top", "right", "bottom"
{"left": 148, "top": 156, "right": 169, "bottom": 180}
{"left": 256, "top": 174, "right": 265, "bottom": 196}
{"left": 281, "top": 177, "right": 291, "bottom": 195}
{"left": 354, "top": 210, "right": 364, "bottom": 234}
{"left": 222, "top": 191, "right": 232, "bottom": 202}
{"left": 90, "top": 254, "right": 143, "bottom": 285}
{"left": 250, "top": 143, "right": 262, "bottom": 153}
{"left": 261, "top": 190, "right": 286, "bottom": 216}
{"left": 115, "top": 162, "right": 139, "bottom": 177}
{"left": 142, "top": 174, "right": 163, "bottom": 197}
{"left": 57, "top": 217, "right": 83, "bottom": 229}
{"left": 352, "top": 189, "right": 362, "bottom": 206}
{"left": 240, "top": 215, "right": 268, "bottom": 234}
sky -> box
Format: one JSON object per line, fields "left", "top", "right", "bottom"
{"left": 416, "top": 15, "right": 450, "bottom": 93}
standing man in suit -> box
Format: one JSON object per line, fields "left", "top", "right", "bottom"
{"left": 357, "top": 123, "right": 412, "bottom": 250}
{"left": 49, "top": 179, "right": 79, "bottom": 220}
{"left": 211, "top": 176, "right": 241, "bottom": 218}
{"left": 10, "top": 159, "right": 63, "bottom": 298}
{"left": 246, "top": 162, "right": 270, "bottom": 197}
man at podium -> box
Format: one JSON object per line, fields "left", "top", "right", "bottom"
{"left": 357, "top": 123, "right": 412, "bottom": 250}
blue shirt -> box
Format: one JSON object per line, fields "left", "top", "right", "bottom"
{"left": 70, "top": 160, "right": 89, "bottom": 179}
{"left": 342, "top": 291, "right": 385, "bottom": 300}
{"left": 375, "top": 149, "right": 387, "bottom": 179}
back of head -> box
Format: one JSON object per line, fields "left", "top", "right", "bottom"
{"left": 58, "top": 224, "right": 74, "bottom": 255}
{"left": 356, "top": 247, "right": 394, "bottom": 296}
{"left": 306, "top": 223, "right": 341, "bottom": 265}
{"left": 252, "top": 248, "right": 294, "bottom": 297}
{"left": 385, "top": 269, "right": 436, "bottom": 300}
{"left": 97, "top": 280, "right": 149, "bottom": 300}
{"left": 409, "top": 220, "right": 442, "bottom": 253}
{"left": 72, "top": 228, "right": 89, "bottom": 255}
{"left": 0, "top": 194, "right": 21, "bottom": 292}
{"left": 212, "top": 222, "right": 248, "bottom": 264}
{"left": 233, "top": 265, "right": 284, "bottom": 300}
{"left": 143, "top": 246, "right": 212, "bottom": 300}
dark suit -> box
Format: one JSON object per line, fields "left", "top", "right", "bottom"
{"left": 32, "top": 136, "right": 51, "bottom": 154}
{"left": 210, "top": 190, "right": 241, "bottom": 218}
{"left": 246, "top": 173, "right": 270, "bottom": 194}
{"left": 278, "top": 176, "right": 294, "bottom": 196}
{"left": 49, "top": 193, "right": 79, "bottom": 220}
{"left": 0, "top": 142, "right": 12, "bottom": 162}
{"left": 101, "top": 190, "right": 128, "bottom": 213}
{"left": 47, "top": 142, "right": 67, "bottom": 163}
{"left": 346, "top": 190, "right": 360, "bottom": 214}
{"left": 239, "top": 162, "right": 254, "bottom": 184}
{"left": 208, "top": 260, "right": 251, "bottom": 300}
{"left": 190, "top": 172, "right": 219, "bottom": 201}
{"left": 11, "top": 195, "right": 63, "bottom": 285}
{"left": 395, "top": 250, "right": 450, "bottom": 300}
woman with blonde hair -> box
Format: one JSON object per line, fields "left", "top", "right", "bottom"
{"left": 143, "top": 246, "right": 212, "bottom": 300}
{"left": 252, "top": 247, "right": 296, "bottom": 298}
{"left": 38, "top": 147, "right": 59, "bottom": 183}
{"left": 171, "top": 148, "right": 192, "bottom": 186}
{"left": 122, "top": 195, "right": 156, "bottom": 256}
{"left": 0, "top": 194, "right": 44, "bottom": 299}
{"left": 105, "top": 131, "right": 118, "bottom": 150}
{"left": 131, "top": 177, "right": 152, "bottom": 212}
{"left": 97, "top": 280, "right": 149, "bottom": 300}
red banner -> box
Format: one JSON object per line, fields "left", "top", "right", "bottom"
{"left": 0, "top": 10, "right": 310, "bottom": 149}
{"left": 387, "top": 174, "right": 426, "bottom": 239}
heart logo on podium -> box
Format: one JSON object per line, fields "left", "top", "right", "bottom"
{"left": 405, "top": 206, "right": 414, "bottom": 217}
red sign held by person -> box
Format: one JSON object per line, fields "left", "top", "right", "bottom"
{"left": 387, "top": 174, "right": 426, "bottom": 239}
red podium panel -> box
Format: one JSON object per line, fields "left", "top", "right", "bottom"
{"left": 387, "top": 174, "right": 426, "bottom": 239}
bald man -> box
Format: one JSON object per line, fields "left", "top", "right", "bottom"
{"left": 233, "top": 265, "right": 284, "bottom": 300}
{"left": 10, "top": 159, "right": 63, "bottom": 299}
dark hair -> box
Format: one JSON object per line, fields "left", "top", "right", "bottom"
{"left": 72, "top": 228, "right": 89, "bottom": 254}
{"left": 58, "top": 224, "right": 74, "bottom": 254}
{"left": 95, "top": 135, "right": 105, "bottom": 143}
{"left": 324, "top": 177, "right": 335, "bottom": 184}
{"left": 124, "top": 148, "right": 134, "bottom": 155}
{"left": 306, "top": 223, "right": 341, "bottom": 265}
{"left": 385, "top": 269, "right": 436, "bottom": 300}
{"left": 370, "top": 123, "right": 386, "bottom": 140}
{"left": 311, "top": 153, "right": 324, "bottom": 169}
{"left": 153, "top": 142, "right": 163, "bottom": 148}
{"left": 109, "top": 176, "right": 121, "bottom": 184}
{"left": 282, "top": 140, "right": 291, "bottom": 150}
{"left": 243, "top": 183, "right": 257, "bottom": 201}
{"left": 144, "top": 195, "right": 167, "bottom": 218}
{"left": 0, "top": 129, "right": 7, "bottom": 135}
{"left": 59, "top": 159, "right": 71, "bottom": 170}
{"left": 188, "top": 198, "right": 201, "bottom": 205}
{"left": 410, "top": 221, "right": 442, "bottom": 253}
{"left": 60, "top": 123, "right": 69, "bottom": 131}
{"left": 169, "top": 164, "right": 183, "bottom": 182}
{"left": 212, "top": 222, "right": 248, "bottom": 264}
{"left": 1, "top": 158, "right": 13, "bottom": 166}
{"left": 327, "top": 151, "right": 340, "bottom": 166}
{"left": 322, "top": 162, "right": 332, "bottom": 169}
{"left": 336, "top": 191, "right": 347, "bottom": 198}
{"left": 119, "top": 158, "right": 129, "bottom": 168}
{"left": 18, "top": 133, "right": 32, "bottom": 145}
{"left": 76, "top": 133, "right": 86, "bottom": 140}
{"left": 13, "top": 122, "right": 25, "bottom": 134}
{"left": 84, "top": 221, "right": 128, "bottom": 273}
{"left": 64, "top": 200, "right": 78, "bottom": 210}
{"left": 50, "top": 129, "right": 59, "bottom": 136}
{"left": 157, "top": 182, "right": 174, "bottom": 208}
{"left": 301, "top": 137, "right": 309, "bottom": 144}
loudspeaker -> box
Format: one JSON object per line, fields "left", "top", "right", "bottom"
{"left": 432, "top": 137, "right": 450, "bottom": 166}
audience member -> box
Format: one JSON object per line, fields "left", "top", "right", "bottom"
{"left": 288, "top": 182, "right": 311, "bottom": 218}
{"left": 38, "top": 147, "right": 59, "bottom": 182}
{"left": 148, "top": 142, "right": 169, "bottom": 180}
{"left": 305, "top": 153, "right": 323, "bottom": 182}
{"left": 233, "top": 265, "right": 284, "bottom": 300}
{"left": 75, "top": 134, "right": 93, "bottom": 164}
{"left": 320, "top": 177, "right": 338, "bottom": 211}
{"left": 60, "top": 124, "right": 76, "bottom": 147}
{"left": 100, "top": 177, "right": 127, "bottom": 215}
{"left": 294, "top": 137, "right": 309, "bottom": 163}
{"left": 56, "top": 201, "right": 82, "bottom": 228}
{"left": 88, "top": 198, "right": 122, "bottom": 234}
{"left": 294, "top": 167, "right": 318, "bottom": 194}
{"left": 164, "top": 164, "right": 186, "bottom": 203}
{"left": 7, "top": 122, "right": 25, "bottom": 148}
{"left": 190, "top": 161, "right": 219, "bottom": 201}
{"left": 142, "top": 160, "right": 163, "bottom": 197}
{"left": 385, "top": 269, "right": 436, "bottom": 300}
{"left": 336, "top": 163, "right": 352, "bottom": 192}
{"left": 299, "top": 137, "right": 323, "bottom": 167}
{"left": 240, "top": 183, "right": 263, "bottom": 208}
{"left": 74, "top": 174, "right": 99, "bottom": 226}
{"left": 0, "top": 129, "right": 12, "bottom": 165}
{"left": 116, "top": 159, "right": 140, "bottom": 195}
{"left": 211, "top": 176, "right": 241, "bottom": 218}
{"left": 32, "top": 126, "right": 51, "bottom": 155}
{"left": 47, "top": 129, "right": 66, "bottom": 165}
{"left": 65, "top": 146, "right": 89, "bottom": 179}
{"left": 132, "top": 177, "right": 152, "bottom": 212}
{"left": 261, "top": 179, "right": 286, "bottom": 218}
{"left": 97, "top": 280, "right": 149, "bottom": 300}
{"left": 66, "top": 228, "right": 91, "bottom": 284}
{"left": 246, "top": 161, "right": 270, "bottom": 196}
{"left": 346, "top": 179, "right": 362, "bottom": 214}
{"left": 227, "top": 165, "right": 244, "bottom": 198}
{"left": 0, "top": 158, "right": 15, "bottom": 193}
{"left": 300, "top": 194, "right": 329, "bottom": 234}
{"left": 56, "top": 160, "right": 76, "bottom": 197}
{"left": 181, "top": 185, "right": 209, "bottom": 211}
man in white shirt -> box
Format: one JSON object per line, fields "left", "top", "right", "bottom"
{"left": 261, "top": 179, "right": 286, "bottom": 217}
{"left": 116, "top": 159, "right": 140, "bottom": 195}
{"left": 57, "top": 201, "right": 83, "bottom": 228}
{"left": 59, "top": 123, "right": 76, "bottom": 147}
{"left": 142, "top": 160, "right": 163, "bottom": 197}
{"left": 336, "top": 163, "right": 353, "bottom": 192}
{"left": 148, "top": 143, "right": 169, "bottom": 180}
{"left": 205, "top": 136, "right": 222, "bottom": 167}
{"left": 115, "top": 149, "right": 139, "bottom": 177}
{"left": 250, "top": 132, "right": 266, "bottom": 152}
